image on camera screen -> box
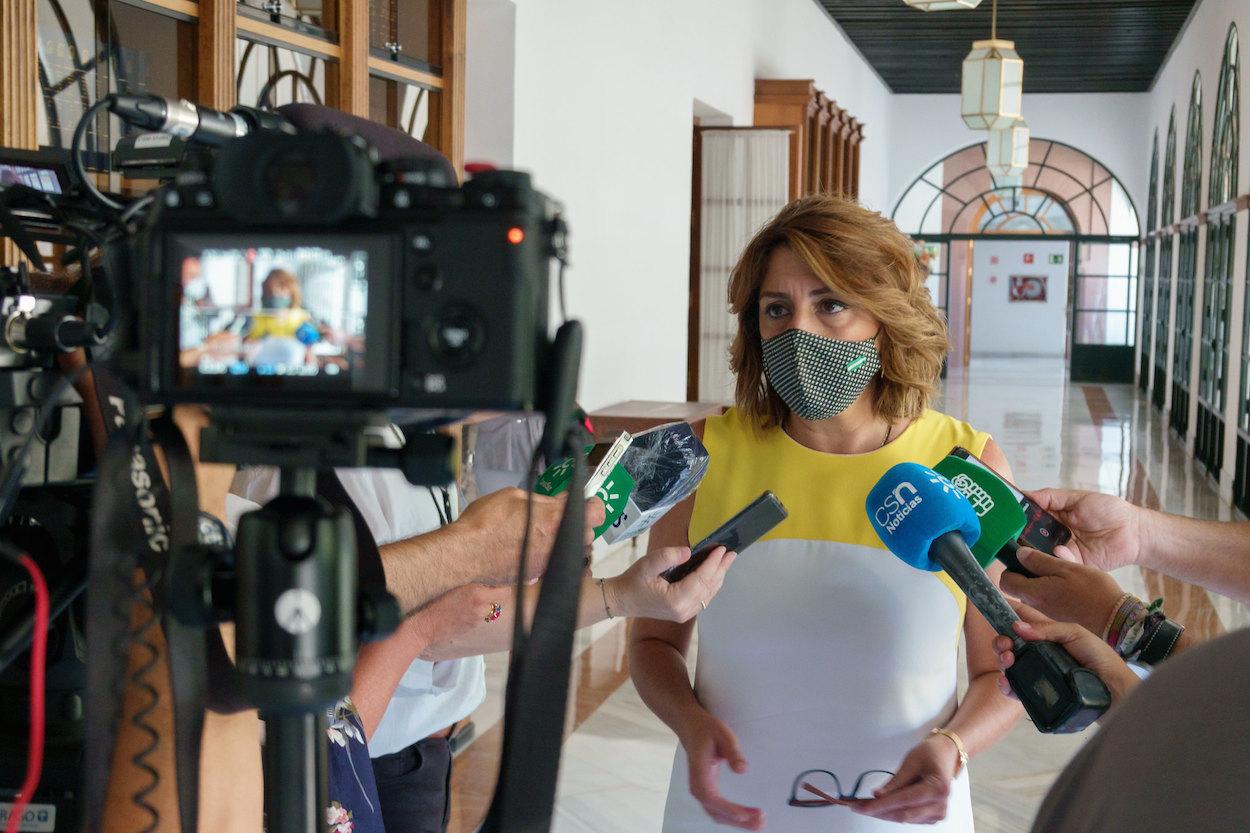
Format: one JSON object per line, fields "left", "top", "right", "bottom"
{"left": 178, "top": 245, "right": 370, "bottom": 386}
{"left": 0, "top": 162, "right": 63, "bottom": 194}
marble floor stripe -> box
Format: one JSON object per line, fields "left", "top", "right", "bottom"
{"left": 1081, "top": 385, "right": 1119, "bottom": 424}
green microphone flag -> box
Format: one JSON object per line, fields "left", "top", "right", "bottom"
{"left": 932, "top": 455, "right": 1026, "bottom": 569}
{"left": 535, "top": 432, "right": 635, "bottom": 539}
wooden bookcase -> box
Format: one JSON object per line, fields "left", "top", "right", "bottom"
{"left": 3, "top": 0, "right": 465, "bottom": 171}
{"left": 754, "top": 79, "right": 864, "bottom": 200}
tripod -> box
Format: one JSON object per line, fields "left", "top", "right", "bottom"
{"left": 233, "top": 465, "right": 357, "bottom": 833}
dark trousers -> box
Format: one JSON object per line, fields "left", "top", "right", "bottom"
{"left": 371, "top": 737, "right": 453, "bottom": 833}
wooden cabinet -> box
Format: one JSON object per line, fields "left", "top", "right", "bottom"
{"left": 754, "top": 79, "right": 864, "bottom": 200}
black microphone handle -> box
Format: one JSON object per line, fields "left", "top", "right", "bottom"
{"left": 929, "top": 532, "right": 1025, "bottom": 647}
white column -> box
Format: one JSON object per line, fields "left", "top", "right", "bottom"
{"left": 1135, "top": 238, "right": 1146, "bottom": 384}
{"left": 1163, "top": 231, "right": 1181, "bottom": 413}
{"left": 1144, "top": 238, "right": 1160, "bottom": 397}
{"left": 1186, "top": 223, "right": 1207, "bottom": 455}
{"left": 1220, "top": 208, "right": 1249, "bottom": 501}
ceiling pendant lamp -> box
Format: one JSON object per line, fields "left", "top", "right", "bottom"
{"left": 903, "top": 0, "right": 984, "bottom": 10}
{"left": 986, "top": 117, "right": 1030, "bottom": 177}
{"left": 961, "top": 0, "right": 1024, "bottom": 130}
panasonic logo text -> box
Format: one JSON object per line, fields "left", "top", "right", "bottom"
{"left": 130, "top": 447, "right": 169, "bottom": 554}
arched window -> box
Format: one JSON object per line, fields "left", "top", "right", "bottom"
{"left": 1170, "top": 73, "right": 1203, "bottom": 438}
{"left": 1210, "top": 26, "right": 1241, "bottom": 206}
{"left": 1139, "top": 132, "right": 1160, "bottom": 392}
{"left": 892, "top": 140, "right": 1140, "bottom": 376}
{"left": 891, "top": 139, "right": 1138, "bottom": 238}
{"left": 1198, "top": 26, "right": 1239, "bottom": 477}
{"left": 1154, "top": 107, "right": 1178, "bottom": 409}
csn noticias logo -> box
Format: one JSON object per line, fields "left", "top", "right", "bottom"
{"left": 874, "top": 480, "right": 923, "bottom": 534}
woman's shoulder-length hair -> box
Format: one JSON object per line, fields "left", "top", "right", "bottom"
{"left": 727, "top": 194, "right": 949, "bottom": 431}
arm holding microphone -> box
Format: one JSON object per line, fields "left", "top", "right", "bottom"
{"left": 1000, "top": 548, "right": 1197, "bottom": 663}
{"left": 375, "top": 487, "right": 603, "bottom": 616}
{"left": 411, "top": 418, "right": 731, "bottom": 660}
{"left": 991, "top": 599, "right": 1143, "bottom": 709}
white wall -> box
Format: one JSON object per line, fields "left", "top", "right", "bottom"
{"left": 464, "top": 0, "right": 516, "bottom": 167}
{"left": 887, "top": 93, "right": 1150, "bottom": 220}
{"left": 970, "top": 240, "right": 1071, "bottom": 357}
{"left": 467, "top": 0, "right": 894, "bottom": 410}
{"left": 1147, "top": 0, "right": 1250, "bottom": 222}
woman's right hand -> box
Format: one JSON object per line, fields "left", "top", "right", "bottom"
{"left": 607, "top": 545, "right": 735, "bottom": 622}
{"left": 680, "top": 711, "right": 764, "bottom": 830}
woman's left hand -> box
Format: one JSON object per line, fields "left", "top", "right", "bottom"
{"left": 849, "top": 736, "right": 959, "bottom": 824}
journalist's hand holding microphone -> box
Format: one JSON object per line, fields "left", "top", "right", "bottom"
{"left": 1027, "top": 487, "right": 1250, "bottom": 604}
{"left": 999, "top": 547, "right": 1129, "bottom": 637}
{"left": 456, "top": 486, "right": 605, "bottom": 585}
{"left": 992, "top": 599, "right": 1142, "bottom": 706}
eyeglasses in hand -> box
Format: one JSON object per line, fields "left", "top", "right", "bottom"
{"left": 787, "top": 768, "right": 895, "bottom": 807}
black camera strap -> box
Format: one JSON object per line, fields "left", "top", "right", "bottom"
{"left": 149, "top": 412, "right": 212, "bottom": 833}
{"left": 81, "top": 369, "right": 207, "bottom": 833}
{"left": 481, "top": 321, "right": 587, "bottom": 833}
{"left": 480, "top": 448, "right": 586, "bottom": 833}
{"left": 315, "top": 469, "right": 386, "bottom": 592}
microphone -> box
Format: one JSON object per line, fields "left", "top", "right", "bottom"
{"left": 535, "top": 432, "right": 635, "bottom": 540}
{"left": 932, "top": 454, "right": 1027, "bottom": 570}
{"left": 866, "top": 463, "right": 1110, "bottom": 733}
{"left": 107, "top": 93, "right": 293, "bottom": 147}
{"left": 600, "top": 422, "right": 709, "bottom": 544}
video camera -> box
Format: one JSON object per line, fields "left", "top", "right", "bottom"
{"left": 126, "top": 128, "right": 562, "bottom": 417}
{"left": 0, "top": 94, "right": 587, "bottom": 833}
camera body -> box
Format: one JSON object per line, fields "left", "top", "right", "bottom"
{"left": 128, "top": 130, "right": 559, "bottom": 416}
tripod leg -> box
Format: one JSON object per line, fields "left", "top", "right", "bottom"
{"left": 263, "top": 711, "right": 328, "bottom": 833}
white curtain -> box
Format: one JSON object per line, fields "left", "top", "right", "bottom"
{"left": 698, "top": 129, "right": 790, "bottom": 402}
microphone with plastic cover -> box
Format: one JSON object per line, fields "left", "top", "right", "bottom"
{"left": 601, "top": 421, "right": 709, "bottom": 544}
{"left": 866, "top": 463, "right": 1110, "bottom": 733}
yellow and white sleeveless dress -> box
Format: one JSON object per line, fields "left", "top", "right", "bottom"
{"left": 660, "top": 407, "right": 990, "bottom": 833}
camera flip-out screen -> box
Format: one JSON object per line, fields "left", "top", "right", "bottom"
{"left": 173, "top": 234, "right": 394, "bottom": 396}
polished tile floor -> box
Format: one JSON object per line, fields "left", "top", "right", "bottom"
{"left": 448, "top": 358, "right": 1248, "bottom": 833}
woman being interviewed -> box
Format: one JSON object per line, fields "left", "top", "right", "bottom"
{"left": 630, "top": 196, "right": 1021, "bottom": 831}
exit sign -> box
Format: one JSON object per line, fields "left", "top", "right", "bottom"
{"left": 1049, "top": 253, "right": 1065, "bottom": 264}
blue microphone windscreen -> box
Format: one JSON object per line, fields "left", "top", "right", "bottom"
{"left": 865, "top": 462, "right": 982, "bottom": 571}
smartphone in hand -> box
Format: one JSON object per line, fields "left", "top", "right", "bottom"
{"left": 949, "top": 446, "right": 1072, "bottom": 574}
{"left": 661, "top": 491, "right": 788, "bottom": 583}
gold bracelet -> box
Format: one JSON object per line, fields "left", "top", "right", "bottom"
{"left": 597, "top": 578, "right": 614, "bottom": 620}
{"left": 1100, "top": 592, "right": 1134, "bottom": 641}
{"left": 929, "top": 727, "right": 968, "bottom": 776}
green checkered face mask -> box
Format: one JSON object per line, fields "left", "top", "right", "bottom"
{"left": 761, "top": 328, "right": 882, "bottom": 421}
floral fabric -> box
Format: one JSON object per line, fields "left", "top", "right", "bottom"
{"left": 326, "top": 697, "right": 385, "bottom": 833}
